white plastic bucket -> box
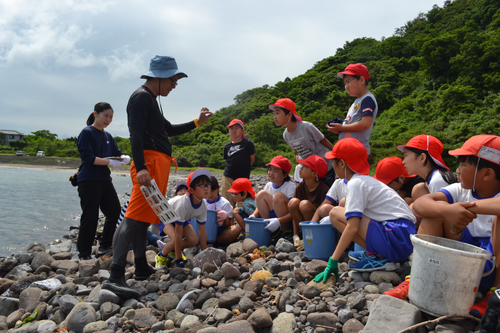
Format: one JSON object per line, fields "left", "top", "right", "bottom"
{"left": 408, "top": 234, "right": 495, "bottom": 316}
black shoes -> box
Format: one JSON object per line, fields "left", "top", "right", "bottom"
{"left": 102, "top": 264, "right": 140, "bottom": 299}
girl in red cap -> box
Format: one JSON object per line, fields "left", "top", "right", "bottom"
{"left": 227, "top": 178, "right": 257, "bottom": 230}
{"left": 221, "top": 119, "right": 256, "bottom": 208}
{"left": 269, "top": 98, "right": 336, "bottom": 187}
{"left": 249, "top": 156, "right": 296, "bottom": 243}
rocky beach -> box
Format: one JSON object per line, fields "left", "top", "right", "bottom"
{"left": 0, "top": 173, "right": 483, "bottom": 333}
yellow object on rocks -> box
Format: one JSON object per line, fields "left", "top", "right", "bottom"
{"left": 307, "top": 275, "right": 336, "bottom": 291}
{"left": 250, "top": 270, "right": 273, "bottom": 281}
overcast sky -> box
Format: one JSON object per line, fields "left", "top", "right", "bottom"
{"left": 0, "top": 0, "right": 442, "bottom": 139}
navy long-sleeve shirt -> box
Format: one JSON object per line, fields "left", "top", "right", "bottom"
{"left": 77, "top": 125, "right": 122, "bottom": 182}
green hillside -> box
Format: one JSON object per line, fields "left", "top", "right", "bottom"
{"left": 171, "top": 0, "right": 500, "bottom": 171}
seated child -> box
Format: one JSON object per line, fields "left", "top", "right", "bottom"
{"left": 205, "top": 176, "right": 241, "bottom": 244}
{"left": 374, "top": 156, "right": 424, "bottom": 205}
{"left": 413, "top": 135, "right": 500, "bottom": 317}
{"left": 314, "top": 138, "right": 417, "bottom": 282}
{"left": 227, "top": 178, "right": 256, "bottom": 230}
{"left": 311, "top": 178, "right": 348, "bottom": 224}
{"left": 155, "top": 168, "right": 211, "bottom": 268}
{"left": 288, "top": 155, "right": 330, "bottom": 247}
{"left": 251, "top": 156, "right": 296, "bottom": 242}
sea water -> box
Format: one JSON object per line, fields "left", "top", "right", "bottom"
{"left": 0, "top": 166, "right": 134, "bottom": 257}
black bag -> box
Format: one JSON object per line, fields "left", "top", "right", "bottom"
{"left": 70, "top": 130, "right": 105, "bottom": 187}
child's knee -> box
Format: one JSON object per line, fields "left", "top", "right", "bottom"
{"left": 299, "top": 200, "right": 313, "bottom": 212}
{"left": 288, "top": 198, "right": 300, "bottom": 210}
{"left": 256, "top": 190, "right": 271, "bottom": 200}
{"left": 273, "top": 192, "right": 288, "bottom": 204}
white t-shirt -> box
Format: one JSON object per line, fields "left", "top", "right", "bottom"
{"left": 345, "top": 174, "right": 416, "bottom": 223}
{"left": 326, "top": 179, "right": 348, "bottom": 204}
{"left": 168, "top": 195, "right": 207, "bottom": 223}
{"left": 294, "top": 164, "right": 303, "bottom": 184}
{"left": 263, "top": 181, "right": 296, "bottom": 199}
{"left": 427, "top": 168, "right": 450, "bottom": 193}
{"left": 283, "top": 121, "right": 333, "bottom": 170}
{"left": 440, "top": 183, "right": 500, "bottom": 238}
{"left": 204, "top": 195, "right": 233, "bottom": 218}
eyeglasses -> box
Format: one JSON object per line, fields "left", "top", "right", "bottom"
{"left": 230, "top": 193, "right": 238, "bottom": 198}
{"left": 344, "top": 78, "right": 354, "bottom": 86}
{"left": 196, "top": 184, "right": 210, "bottom": 189}
{"left": 170, "top": 77, "right": 178, "bottom": 87}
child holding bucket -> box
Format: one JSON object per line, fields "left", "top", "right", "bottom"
{"left": 250, "top": 156, "right": 296, "bottom": 243}
{"left": 155, "top": 168, "right": 211, "bottom": 268}
{"left": 314, "top": 138, "right": 417, "bottom": 281}
{"left": 374, "top": 157, "right": 424, "bottom": 205}
{"left": 227, "top": 178, "right": 257, "bottom": 230}
{"left": 288, "top": 155, "right": 330, "bottom": 248}
{"left": 412, "top": 135, "right": 500, "bottom": 318}
{"left": 205, "top": 176, "right": 241, "bottom": 244}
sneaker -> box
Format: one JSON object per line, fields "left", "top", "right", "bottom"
{"left": 155, "top": 252, "right": 168, "bottom": 269}
{"left": 97, "top": 246, "right": 113, "bottom": 256}
{"left": 102, "top": 277, "right": 139, "bottom": 299}
{"left": 156, "top": 240, "right": 166, "bottom": 249}
{"left": 349, "top": 257, "right": 397, "bottom": 272}
{"left": 384, "top": 276, "right": 410, "bottom": 300}
{"left": 281, "top": 230, "right": 294, "bottom": 243}
{"left": 79, "top": 256, "right": 92, "bottom": 261}
{"left": 269, "top": 230, "right": 282, "bottom": 246}
{"left": 169, "top": 251, "right": 187, "bottom": 260}
{"left": 470, "top": 288, "right": 496, "bottom": 318}
{"left": 348, "top": 250, "right": 376, "bottom": 262}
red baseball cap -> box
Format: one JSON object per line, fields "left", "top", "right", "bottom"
{"left": 325, "top": 138, "right": 370, "bottom": 175}
{"left": 227, "top": 119, "right": 244, "bottom": 129}
{"left": 186, "top": 168, "right": 211, "bottom": 194}
{"left": 337, "top": 63, "right": 370, "bottom": 81}
{"left": 296, "top": 155, "right": 328, "bottom": 179}
{"left": 268, "top": 98, "right": 303, "bottom": 121}
{"left": 266, "top": 155, "right": 292, "bottom": 174}
{"left": 227, "top": 178, "right": 255, "bottom": 198}
{"left": 448, "top": 135, "right": 500, "bottom": 165}
{"left": 374, "top": 157, "right": 415, "bottom": 185}
{"left": 397, "top": 135, "right": 449, "bottom": 170}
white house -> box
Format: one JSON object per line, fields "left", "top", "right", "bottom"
{"left": 0, "top": 130, "right": 25, "bottom": 144}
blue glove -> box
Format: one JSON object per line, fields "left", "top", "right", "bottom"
{"left": 313, "top": 257, "right": 338, "bottom": 283}
{"left": 175, "top": 259, "right": 187, "bottom": 267}
{"left": 479, "top": 288, "right": 500, "bottom": 333}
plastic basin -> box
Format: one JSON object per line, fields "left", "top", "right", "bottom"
{"left": 299, "top": 221, "right": 337, "bottom": 260}
{"left": 244, "top": 218, "right": 271, "bottom": 247}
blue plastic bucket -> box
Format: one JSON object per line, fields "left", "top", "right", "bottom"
{"left": 244, "top": 218, "right": 271, "bottom": 247}
{"left": 299, "top": 221, "right": 337, "bottom": 260}
{"left": 191, "top": 209, "right": 218, "bottom": 243}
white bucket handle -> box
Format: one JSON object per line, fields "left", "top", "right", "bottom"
{"left": 483, "top": 256, "right": 496, "bottom": 277}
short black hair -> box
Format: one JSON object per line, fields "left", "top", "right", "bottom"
{"left": 189, "top": 175, "right": 211, "bottom": 189}
{"left": 210, "top": 176, "right": 219, "bottom": 190}
{"left": 348, "top": 75, "right": 369, "bottom": 86}
{"left": 457, "top": 155, "right": 500, "bottom": 181}
{"left": 406, "top": 147, "right": 457, "bottom": 184}
{"left": 175, "top": 185, "right": 188, "bottom": 194}
{"left": 281, "top": 108, "right": 297, "bottom": 122}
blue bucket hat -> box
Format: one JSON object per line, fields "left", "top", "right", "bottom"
{"left": 140, "top": 55, "right": 188, "bottom": 79}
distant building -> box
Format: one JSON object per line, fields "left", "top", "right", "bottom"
{"left": 0, "top": 130, "right": 25, "bottom": 144}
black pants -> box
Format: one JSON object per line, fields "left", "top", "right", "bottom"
{"left": 77, "top": 180, "right": 120, "bottom": 258}
{"left": 112, "top": 217, "right": 150, "bottom": 267}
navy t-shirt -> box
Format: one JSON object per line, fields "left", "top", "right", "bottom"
{"left": 77, "top": 125, "right": 122, "bottom": 182}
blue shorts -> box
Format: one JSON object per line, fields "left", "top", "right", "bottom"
{"left": 158, "top": 220, "right": 192, "bottom": 236}
{"left": 459, "top": 228, "right": 496, "bottom": 294}
{"left": 366, "top": 218, "right": 416, "bottom": 263}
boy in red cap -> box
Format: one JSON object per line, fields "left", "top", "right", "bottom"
{"left": 314, "top": 138, "right": 416, "bottom": 281}
{"left": 269, "top": 98, "right": 335, "bottom": 187}
{"left": 227, "top": 178, "right": 257, "bottom": 230}
{"left": 250, "top": 156, "right": 296, "bottom": 243}
{"left": 413, "top": 135, "right": 500, "bottom": 317}
{"left": 221, "top": 119, "right": 256, "bottom": 208}
{"left": 328, "top": 64, "right": 378, "bottom": 155}
{"left": 288, "top": 155, "right": 330, "bottom": 247}
{"left": 374, "top": 156, "right": 424, "bottom": 205}
{"left": 155, "top": 168, "right": 211, "bottom": 268}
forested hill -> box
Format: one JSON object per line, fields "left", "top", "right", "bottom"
{"left": 171, "top": 0, "right": 500, "bottom": 171}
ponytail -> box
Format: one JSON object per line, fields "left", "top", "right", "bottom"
{"left": 87, "top": 102, "right": 113, "bottom": 126}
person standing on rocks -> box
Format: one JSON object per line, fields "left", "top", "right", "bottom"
{"left": 103, "top": 55, "right": 213, "bottom": 298}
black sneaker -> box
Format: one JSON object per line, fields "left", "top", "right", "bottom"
{"left": 270, "top": 230, "right": 282, "bottom": 246}
{"left": 281, "top": 230, "right": 294, "bottom": 243}
{"left": 102, "top": 277, "right": 139, "bottom": 299}
{"left": 79, "top": 256, "right": 92, "bottom": 261}
{"left": 98, "top": 246, "right": 113, "bottom": 256}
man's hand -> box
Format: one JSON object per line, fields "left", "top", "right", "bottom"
{"left": 326, "top": 123, "right": 342, "bottom": 134}
{"left": 137, "top": 169, "right": 152, "bottom": 187}
{"left": 197, "top": 107, "right": 213, "bottom": 126}
{"left": 444, "top": 202, "right": 477, "bottom": 229}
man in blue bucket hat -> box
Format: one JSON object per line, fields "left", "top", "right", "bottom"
{"left": 103, "top": 55, "right": 213, "bottom": 299}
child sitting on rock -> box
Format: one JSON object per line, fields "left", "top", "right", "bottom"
{"left": 315, "top": 138, "right": 417, "bottom": 282}
{"left": 374, "top": 156, "right": 424, "bottom": 205}
{"left": 155, "top": 168, "right": 211, "bottom": 268}
{"left": 413, "top": 135, "right": 500, "bottom": 318}
{"left": 288, "top": 155, "right": 330, "bottom": 248}
{"left": 250, "top": 156, "right": 296, "bottom": 243}
{"left": 205, "top": 176, "right": 241, "bottom": 244}
{"left": 227, "top": 178, "right": 256, "bottom": 230}
{"left": 310, "top": 177, "right": 348, "bottom": 224}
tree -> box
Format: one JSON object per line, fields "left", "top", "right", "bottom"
{"left": 31, "top": 130, "right": 58, "bottom": 140}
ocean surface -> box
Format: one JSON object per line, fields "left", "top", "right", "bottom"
{"left": 0, "top": 166, "right": 135, "bottom": 257}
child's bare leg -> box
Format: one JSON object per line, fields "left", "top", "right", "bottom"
{"left": 299, "top": 200, "right": 316, "bottom": 221}
{"left": 233, "top": 207, "right": 245, "bottom": 230}
{"left": 312, "top": 204, "right": 334, "bottom": 221}
{"left": 217, "top": 225, "right": 242, "bottom": 244}
{"left": 288, "top": 198, "right": 303, "bottom": 235}
{"left": 198, "top": 224, "right": 207, "bottom": 250}
{"left": 418, "top": 216, "right": 463, "bottom": 240}
{"left": 183, "top": 225, "right": 200, "bottom": 249}
{"left": 329, "top": 207, "right": 368, "bottom": 249}
{"left": 256, "top": 191, "right": 273, "bottom": 219}
{"left": 273, "top": 192, "right": 289, "bottom": 216}
{"left": 161, "top": 224, "right": 177, "bottom": 255}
